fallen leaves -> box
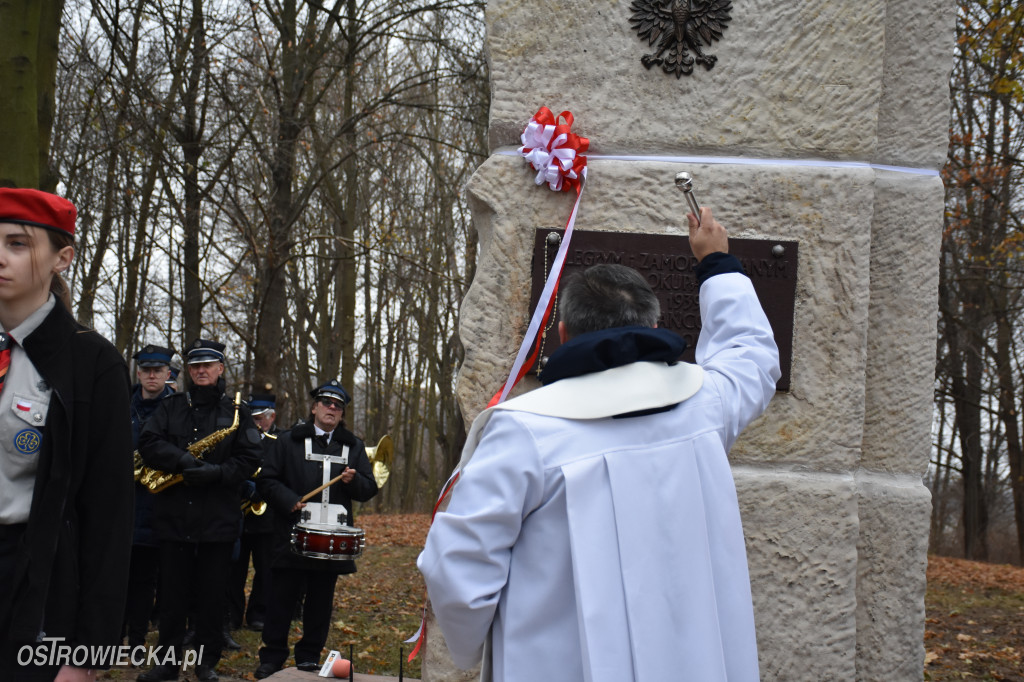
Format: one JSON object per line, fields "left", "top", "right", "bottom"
{"left": 927, "top": 555, "right": 1024, "bottom": 593}
{"left": 925, "top": 554, "right": 1024, "bottom": 681}
{"left": 357, "top": 513, "right": 431, "bottom": 547}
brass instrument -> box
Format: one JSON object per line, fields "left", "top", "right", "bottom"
{"left": 366, "top": 435, "right": 393, "bottom": 488}
{"left": 241, "top": 467, "right": 267, "bottom": 516}
{"left": 138, "top": 392, "right": 242, "bottom": 493}
{"left": 242, "top": 499, "right": 267, "bottom": 515}
{"left": 133, "top": 451, "right": 145, "bottom": 482}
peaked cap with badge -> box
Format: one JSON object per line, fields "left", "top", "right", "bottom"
{"left": 133, "top": 345, "right": 175, "bottom": 368}
{"left": 310, "top": 379, "right": 351, "bottom": 405}
{"left": 187, "top": 339, "right": 226, "bottom": 364}
{"left": 249, "top": 393, "right": 276, "bottom": 416}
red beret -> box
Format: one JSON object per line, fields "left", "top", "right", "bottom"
{"left": 0, "top": 188, "right": 76, "bottom": 237}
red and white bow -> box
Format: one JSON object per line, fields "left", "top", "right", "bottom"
{"left": 518, "top": 107, "right": 589, "bottom": 192}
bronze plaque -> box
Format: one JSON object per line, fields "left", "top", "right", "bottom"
{"left": 530, "top": 229, "right": 797, "bottom": 391}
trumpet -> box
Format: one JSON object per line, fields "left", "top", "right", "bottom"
{"left": 137, "top": 393, "right": 242, "bottom": 493}
{"left": 366, "top": 434, "right": 393, "bottom": 488}
{"left": 241, "top": 467, "right": 267, "bottom": 516}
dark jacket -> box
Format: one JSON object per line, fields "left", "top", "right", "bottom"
{"left": 258, "top": 422, "right": 378, "bottom": 574}
{"left": 5, "top": 300, "right": 134, "bottom": 651}
{"left": 130, "top": 383, "right": 174, "bottom": 547}
{"left": 138, "top": 380, "right": 263, "bottom": 543}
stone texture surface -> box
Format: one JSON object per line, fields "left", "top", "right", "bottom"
{"left": 736, "top": 469, "right": 860, "bottom": 681}
{"left": 862, "top": 172, "right": 945, "bottom": 476}
{"left": 432, "top": 0, "right": 952, "bottom": 680}
{"left": 461, "top": 156, "right": 875, "bottom": 472}
{"left": 854, "top": 474, "right": 932, "bottom": 681}
{"left": 487, "top": 0, "right": 895, "bottom": 161}
{"left": 875, "top": 0, "right": 956, "bottom": 169}
{"left": 421, "top": 611, "right": 478, "bottom": 682}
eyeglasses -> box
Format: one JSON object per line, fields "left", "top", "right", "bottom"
{"left": 317, "top": 397, "right": 344, "bottom": 410}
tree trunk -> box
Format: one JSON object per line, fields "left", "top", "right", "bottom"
{"left": 178, "top": 0, "right": 208, "bottom": 345}
{"left": 35, "top": 0, "right": 63, "bottom": 191}
{"left": 76, "top": 4, "right": 146, "bottom": 328}
{"left": 335, "top": 0, "right": 359, "bottom": 393}
{"left": 0, "top": 1, "right": 42, "bottom": 188}
{"left": 253, "top": 0, "right": 302, "bottom": 387}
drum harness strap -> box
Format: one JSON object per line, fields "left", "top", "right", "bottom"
{"left": 303, "top": 437, "right": 350, "bottom": 524}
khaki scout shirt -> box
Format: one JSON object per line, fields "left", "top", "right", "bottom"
{"left": 0, "top": 296, "right": 55, "bottom": 524}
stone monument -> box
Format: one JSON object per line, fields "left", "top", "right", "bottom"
{"left": 427, "top": 1, "right": 954, "bottom": 679}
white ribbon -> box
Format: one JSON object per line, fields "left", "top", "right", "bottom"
{"left": 521, "top": 130, "right": 581, "bottom": 191}
{"left": 499, "top": 150, "right": 941, "bottom": 176}
{"left": 519, "top": 119, "right": 555, "bottom": 152}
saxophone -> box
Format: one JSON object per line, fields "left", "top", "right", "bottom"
{"left": 138, "top": 392, "right": 242, "bottom": 493}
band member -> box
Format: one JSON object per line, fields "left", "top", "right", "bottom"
{"left": 226, "top": 393, "right": 278, "bottom": 632}
{"left": 166, "top": 365, "right": 180, "bottom": 391}
{"left": 419, "top": 208, "right": 780, "bottom": 681}
{"left": 0, "top": 188, "right": 134, "bottom": 682}
{"left": 137, "top": 340, "right": 263, "bottom": 682}
{"left": 253, "top": 380, "right": 378, "bottom": 679}
{"left": 123, "top": 345, "right": 176, "bottom": 652}
{"left": 249, "top": 393, "right": 278, "bottom": 437}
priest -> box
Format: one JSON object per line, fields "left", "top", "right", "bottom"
{"left": 418, "top": 206, "right": 780, "bottom": 682}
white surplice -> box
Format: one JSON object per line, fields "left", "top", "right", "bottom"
{"left": 418, "top": 272, "right": 781, "bottom": 682}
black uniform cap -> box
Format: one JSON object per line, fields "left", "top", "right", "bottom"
{"left": 133, "top": 345, "right": 175, "bottom": 368}
{"left": 310, "top": 379, "right": 351, "bottom": 405}
{"left": 186, "top": 339, "right": 226, "bottom": 364}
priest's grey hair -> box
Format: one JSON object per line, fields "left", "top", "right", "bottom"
{"left": 559, "top": 264, "right": 660, "bottom": 337}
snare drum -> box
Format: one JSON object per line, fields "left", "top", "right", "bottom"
{"left": 290, "top": 522, "right": 366, "bottom": 560}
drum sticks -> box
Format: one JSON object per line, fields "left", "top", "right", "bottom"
{"left": 300, "top": 472, "right": 347, "bottom": 503}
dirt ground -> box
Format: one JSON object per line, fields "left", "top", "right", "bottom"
{"left": 925, "top": 555, "right": 1024, "bottom": 681}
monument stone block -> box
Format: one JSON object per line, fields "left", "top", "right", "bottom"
{"left": 437, "top": 1, "right": 954, "bottom": 679}
{"left": 737, "top": 470, "right": 860, "bottom": 681}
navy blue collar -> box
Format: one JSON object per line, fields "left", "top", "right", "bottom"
{"left": 539, "top": 326, "right": 686, "bottom": 385}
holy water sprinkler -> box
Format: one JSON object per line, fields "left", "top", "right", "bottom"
{"left": 675, "top": 171, "right": 701, "bottom": 226}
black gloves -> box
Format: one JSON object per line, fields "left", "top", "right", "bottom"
{"left": 182, "top": 461, "right": 222, "bottom": 486}
{"left": 177, "top": 452, "right": 201, "bottom": 472}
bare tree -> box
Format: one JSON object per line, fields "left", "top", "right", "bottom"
{"left": 935, "top": 0, "right": 1024, "bottom": 563}
{"left": 47, "top": 0, "right": 488, "bottom": 512}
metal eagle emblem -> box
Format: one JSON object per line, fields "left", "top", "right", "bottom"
{"left": 629, "top": 0, "right": 732, "bottom": 78}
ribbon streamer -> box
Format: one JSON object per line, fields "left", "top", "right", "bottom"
{"left": 405, "top": 469, "right": 464, "bottom": 660}
{"left": 491, "top": 166, "right": 586, "bottom": 407}
{"left": 407, "top": 107, "right": 590, "bottom": 663}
